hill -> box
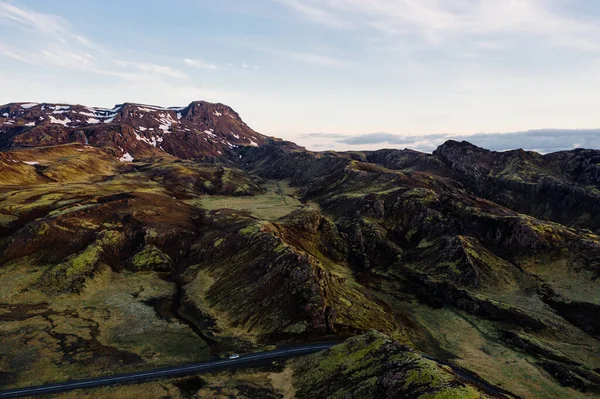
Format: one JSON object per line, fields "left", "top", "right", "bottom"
{"left": 1, "top": 101, "right": 599, "bottom": 398}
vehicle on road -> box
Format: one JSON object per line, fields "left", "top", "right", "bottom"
{"left": 229, "top": 354, "right": 240, "bottom": 359}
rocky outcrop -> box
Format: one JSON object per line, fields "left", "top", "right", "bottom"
{"left": 291, "top": 331, "right": 497, "bottom": 398}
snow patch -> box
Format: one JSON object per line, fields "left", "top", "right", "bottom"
{"left": 155, "top": 112, "right": 178, "bottom": 133}
{"left": 139, "top": 126, "right": 147, "bottom": 131}
{"left": 21, "top": 103, "right": 38, "bottom": 109}
{"left": 119, "top": 152, "right": 134, "bottom": 162}
{"left": 134, "top": 131, "right": 163, "bottom": 147}
{"left": 177, "top": 112, "right": 182, "bottom": 120}
{"left": 25, "top": 122, "right": 36, "bottom": 127}
{"left": 49, "top": 115, "right": 71, "bottom": 126}
{"left": 2, "top": 113, "right": 8, "bottom": 117}
{"left": 203, "top": 130, "right": 217, "bottom": 137}
{"left": 136, "top": 106, "right": 160, "bottom": 113}
{"left": 104, "top": 117, "right": 115, "bottom": 123}
{"left": 159, "top": 124, "right": 170, "bottom": 133}
{"left": 23, "top": 161, "right": 39, "bottom": 165}
{"left": 87, "top": 118, "right": 100, "bottom": 124}
{"left": 231, "top": 133, "right": 240, "bottom": 139}
{"left": 213, "top": 111, "right": 222, "bottom": 116}
{"left": 78, "top": 111, "right": 97, "bottom": 117}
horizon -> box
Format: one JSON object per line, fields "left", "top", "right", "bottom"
{"left": 3, "top": 98, "right": 600, "bottom": 154}
{"left": 1, "top": 1, "right": 599, "bottom": 153}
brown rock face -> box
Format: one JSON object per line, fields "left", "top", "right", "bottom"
{"left": 0, "top": 101, "right": 272, "bottom": 161}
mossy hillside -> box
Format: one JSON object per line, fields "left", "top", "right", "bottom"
{"left": 192, "top": 179, "right": 304, "bottom": 221}
{"left": 291, "top": 331, "right": 494, "bottom": 399}
{"left": 40, "top": 230, "right": 126, "bottom": 294}
{"left": 0, "top": 268, "right": 211, "bottom": 390}
{"left": 1, "top": 138, "right": 600, "bottom": 398}
{"left": 0, "top": 183, "right": 197, "bottom": 266}
{"left": 432, "top": 142, "right": 600, "bottom": 232}
{"left": 0, "top": 144, "right": 117, "bottom": 185}
{"left": 181, "top": 216, "right": 402, "bottom": 341}
{"left": 140, "top": 161, "right": 263, "bottom": 197}
{"left": 390, "top": 298, "right": 594, "bottom": 399}
{"left": 401, "top": 236, "right": 519, "bottom": 290}
{"left": 246, "top": 151, "right": 600, "bottom": 397}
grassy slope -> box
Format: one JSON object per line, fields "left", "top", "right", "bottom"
{"left": 39, "top": 332, "right": 498, "bottom": 399}
{"left": 2, "top": 142, "right": 600, "bottom": 398}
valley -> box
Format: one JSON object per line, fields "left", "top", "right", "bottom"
{"left": 1, "top": 101, "right": 599, "bottom": 398}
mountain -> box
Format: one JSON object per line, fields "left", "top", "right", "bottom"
{"left": 0, "top": 101, "right": 298, "bottom": 161}
{"left": 1, "top": 101, "right": 599, "bottom": 399}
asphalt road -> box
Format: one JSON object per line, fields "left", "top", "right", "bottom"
{"left": 0, "top": 343, "right": 335, "bottom": 398}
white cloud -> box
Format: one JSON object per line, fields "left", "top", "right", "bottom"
{"left": 115, "top": 60, "right": 187, "bottom": 78}
{"left": 288, "top": 51, "right": 350, "bottom": 67}
{"left": 301, "top": 129, "right": 600, "bottom": 153}
{"left": 275, "top": 0, "right": 600, "bottom": 51}
{"left": 0, "top": 2, "right": 67, "bottom": 35}
{"left": 184, "top": 58, "right": 218, "bottom": 70}
{"left": 0, "top": 2, "right": 229, "bottom": 106}
{"left": 275, "top": 0, "right": 346, "bottom": 28}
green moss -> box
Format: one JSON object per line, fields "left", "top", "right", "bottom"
{"left": 274, "top": 243, "right": 288, "bottom": 253}
{"left": 239, "top": 224, "right": 260, "bottom": 236}
{"left": 36, "top": 223, "right": 50, "bottom": 236}
{"left": 405, "top": 228, "right": 418, "bottom": 241}
{"left": 438, "top": 261, "right": 461, "bottom": 276}
{"left": 214, "top": 238, "right": 224, "bottom": 248}
{"left": 283, "top": 321, "right": 308, "bottom": 334}
{"left": 418, "top": 238, "right": 436, "bottom": 249}
{"left": 0, "top": 213, "right": 18, "bottom": 227}
{"left": 130, "top": 245, "right": 173, "bottom": 271}
{"left": 291, "top": 332, "right": 491, "bottom": 399}
{"left": 41, "top": 230, "right": 125, "bottom": 293}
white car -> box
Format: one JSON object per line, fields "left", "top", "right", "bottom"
{"left": 229, "top": 354, "right": 240, "bottom": 359}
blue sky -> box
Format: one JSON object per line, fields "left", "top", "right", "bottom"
{"left": 1, "top": 0, "right": 599, "bottom": 152}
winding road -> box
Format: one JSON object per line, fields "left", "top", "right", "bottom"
{"left": 0, "top": 343, "right": 335, "bottom": 398}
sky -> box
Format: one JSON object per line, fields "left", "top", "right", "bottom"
{"left": 1, "top": 0, "right": 599, "bottom": 153}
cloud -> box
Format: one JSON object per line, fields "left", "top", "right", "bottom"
{"left": 336, "top": 132, "right": 447, "bottom": 145}
{"left": 0, "top": 2, "right": 233, "bottom": 105}
{"left": 0, "top": 2, "right": 67, "bottom": 35}
{"left": 184, "top": 58, "right": 218, "bottom": 70}
{"left": 302, "top": 129, "right": 600, "bottom": 153}
{"left": 275, "top": 0, "right": 600, "bottom": 51}
{"left": 275, "top": 0, "right": 346, "bottom": 28}
{"left": 116, "top": 60, "right": 187, "bottom": 78}
{"left": 223, "top": 36, "right": 349, "bottom": 69}
{"left": 288, "top": 51, "right": 350, "bottom": 67}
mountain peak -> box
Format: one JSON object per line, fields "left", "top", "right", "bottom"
{"left": 0, "top": 100, "right": 267, "bottom": 160}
